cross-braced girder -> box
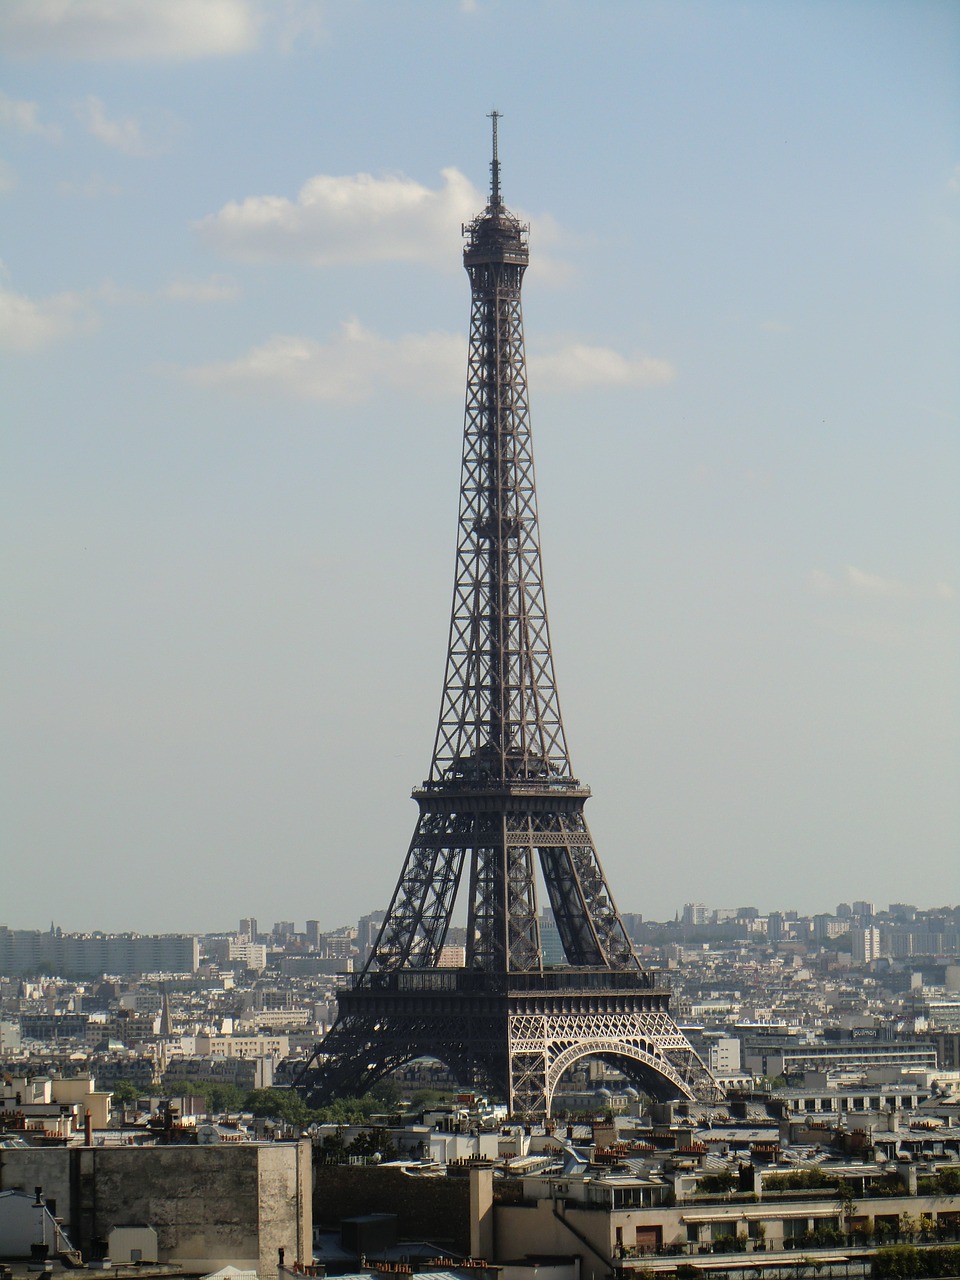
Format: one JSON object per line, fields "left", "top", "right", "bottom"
{"left": 296, "top": 123, "right": 720, "bottom": 1116}
{"left": 433, "top": 281, "right": 567, "bottom": 788}
{"left": 295, "top": 969, "right": 721, "bottom": 1116}
{"left": 365, "top": 183, "right": 641, "bottom": 983}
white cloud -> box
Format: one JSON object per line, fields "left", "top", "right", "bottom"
{"left": 0, "top": 90, "right": 61, "bottom": 141}
{"left": 846, "top": 566, "right": 910, "bottom": 599}
{"left": 161, "top": 274, "right": 240, "bottom": 302}
{"left": 0, "top": 279, "right": 96, "bottom": 351}
{"left": 0, "top": 0, "right": 259, "bottom": 61}
{"left": 184, "top": 319, "right": 466, "bottom": 403}
{"left": 808, "top": 566, "right": 956, "bottom": 602}
{"left": 948, "top": 164, "right": 960, "bottom": 194}
{"left": 198, "top": 165, "right": 574, "bottom": 277}
{"left": 530, "top": 342, "right": 676, "bottom": 391}
{"left": 184, "top": 320, "right": 678, "bottom": 403}
{"left": 75, "top": 96, "right": 149, "bottom": 156}
{"left": 197, "top": 167, "right": 484, "bottom": 267}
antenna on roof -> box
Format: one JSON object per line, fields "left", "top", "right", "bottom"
{"left": 488, "top": 109, "right": 502, "bottom": 208}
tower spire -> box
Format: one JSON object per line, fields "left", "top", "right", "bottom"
{"left": 488, "top": 108, "right": 501, "bottom": 208}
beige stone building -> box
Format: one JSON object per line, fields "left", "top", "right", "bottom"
{"left": 0, "top": 1141, "right": 311, "bottom": 1275}
{"left": 491, "top": 1171, "right": 960, "bottom": 1280}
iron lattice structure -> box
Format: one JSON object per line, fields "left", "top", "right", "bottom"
{"left": 296, "top": 117, "right": 718, "bottom": 1116}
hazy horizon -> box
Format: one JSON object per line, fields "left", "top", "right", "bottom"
{"left": 4, "top": 897, "right": 958, "bottom": 941}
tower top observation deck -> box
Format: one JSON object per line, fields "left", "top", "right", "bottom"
{"left": 464, "top": 110, "right": 529, "bottom": 269}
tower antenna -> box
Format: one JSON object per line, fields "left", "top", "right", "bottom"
{"left": 488, "top": 109, "right": 501, "bottom": 207}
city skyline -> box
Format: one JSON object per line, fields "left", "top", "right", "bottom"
{"left": 3, "top": 1, "right": 958, "bottom": 933}
{"left": 4, "top": 897, "right": 958, "bottom": 940}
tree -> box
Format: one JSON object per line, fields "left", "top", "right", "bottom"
{"left": 313, "top": 1094, "right": 380, "bottom": 1125}
{"left": 409, "top": 1087, "right": 456, "bottom": 1109}
{"left": 368, "top": 1078, "right": 403, "bottom": 1108}
{"left": 111, "top": 1080, "right": 140, "bottom": 1107}
{"left": 347, "top": 1127, "right": 398, "bottom": 1162}
{"left": 206, "top": 1082, "right": 245, "bottom": 1114}
{"left": 698, "top": 1171, "right": 737, "bottom": 1194}
{"left": 244, "top": 1088, "right": 310, "bottom": 1127}
{"left": 872, "top": 1244, "right": 922, "bottom": 1278}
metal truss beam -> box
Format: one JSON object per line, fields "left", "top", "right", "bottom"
{"left": 295, "top": 120, "right": 721, "bottom": 1116}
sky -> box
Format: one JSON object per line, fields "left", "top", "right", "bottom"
{"left": 2, "top": 0, "right": 958, "bottom": 936}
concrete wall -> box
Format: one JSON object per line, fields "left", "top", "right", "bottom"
{"left": 257, "top": 1140, "right": 312, "bottom": 1274}
{"left": 470, "top": 1168, "right": 493, "bottom": 1260}
{"left": 313, "top": 1165, "right": 470, "bottom": 1255}
{"left": 0, "top": 1141, "right": 311, "bottom": 1275}
{"left": 496, "top": 1200, "right": 612, "bottom": 1280}
{"left": 0, "top": 1147, "right": 74, "bottom": 1227}
{"left": 500, "top": 1264, "right": 577, "bottom": 1280}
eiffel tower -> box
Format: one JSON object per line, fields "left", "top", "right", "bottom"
{"left": 297, "top": 116, "right": 719, "bottom": 1117}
